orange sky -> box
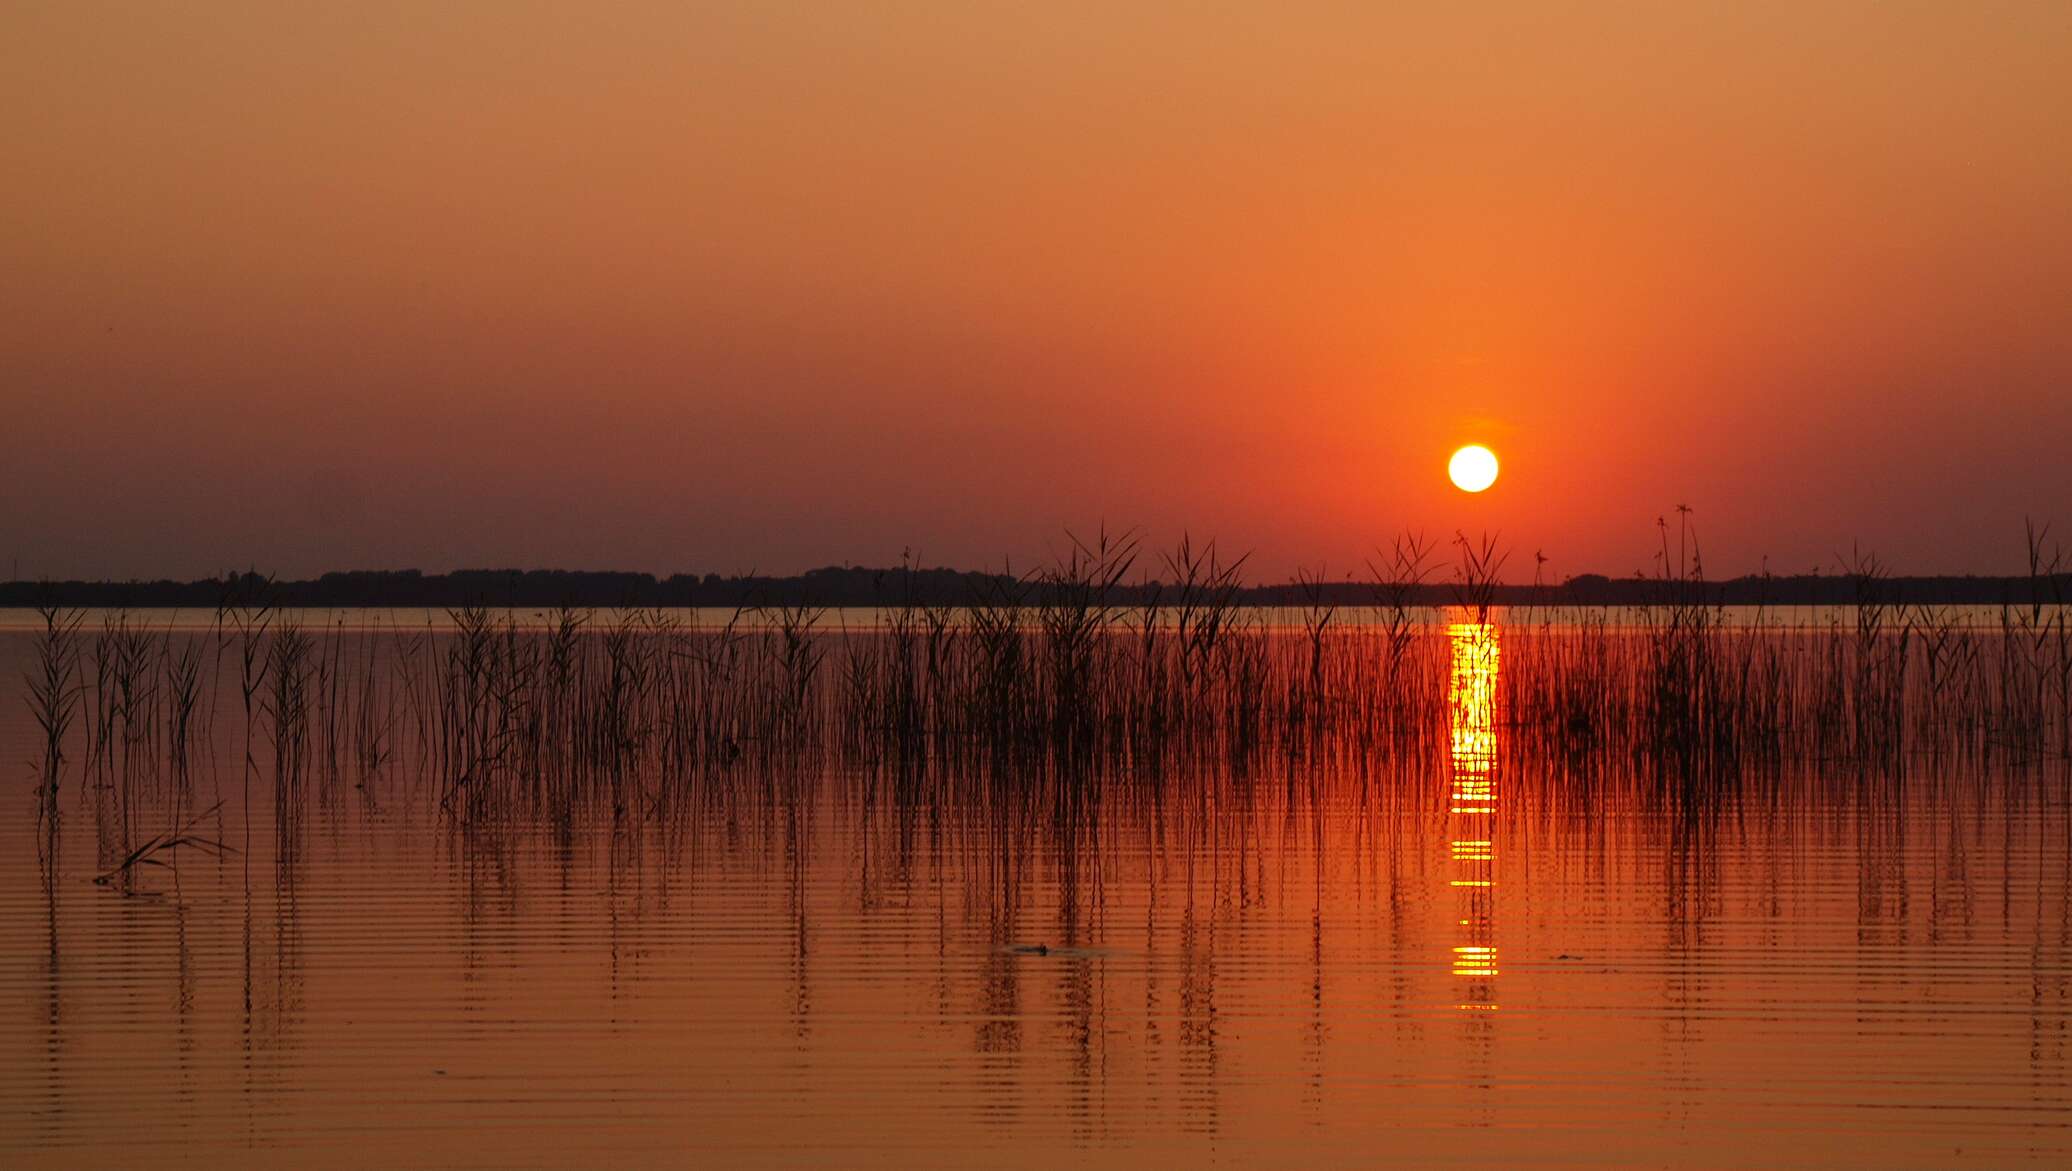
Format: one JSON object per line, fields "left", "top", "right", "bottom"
{"left": 4, "top": 3, "right": 2069, "bottom": 581}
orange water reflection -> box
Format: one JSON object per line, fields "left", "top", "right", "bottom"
{"left": 10, "top": 623, "right": 2072, "bottom": 1167}
{"left": 1448, "top": 617, "right": 1500, "bottom": 1009}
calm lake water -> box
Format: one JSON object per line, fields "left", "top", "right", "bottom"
{"left": 2, "top": 612, "right": 2068, "bottom": 1167}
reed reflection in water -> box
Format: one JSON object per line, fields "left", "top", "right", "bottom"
{"left": 2, "top": 614, "right": 2071, "bottom": 1168}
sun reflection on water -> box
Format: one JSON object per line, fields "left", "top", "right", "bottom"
{"left": 1447, "top": 617, "right": 1500, "bottom": 1006}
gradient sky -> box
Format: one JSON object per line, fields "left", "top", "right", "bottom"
{"left": 5, "top": 3, "right": 2069, "bottom": 582}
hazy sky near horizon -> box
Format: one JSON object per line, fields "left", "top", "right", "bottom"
{"left": 5, "top": 3, "right": 2070, "bottom": 583}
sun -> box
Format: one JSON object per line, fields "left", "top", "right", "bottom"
{"left": 1448, "top": 444, "right": 1499, "bottom": 493}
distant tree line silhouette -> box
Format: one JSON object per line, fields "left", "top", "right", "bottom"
{"left": 3, "top": 565, "right": 2067, "bottom": 609}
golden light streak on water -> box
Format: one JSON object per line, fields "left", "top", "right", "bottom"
{"left": 1447, "top": 617, "right": 1501, "bottom": 1002}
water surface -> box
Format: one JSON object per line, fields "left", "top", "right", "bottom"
{"left": 2, "top": 614, "right": 2068, "bottom": 1167}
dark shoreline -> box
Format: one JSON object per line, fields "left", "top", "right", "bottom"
{"left": 5, "top": 567, "right": 2067, "bottom": 610}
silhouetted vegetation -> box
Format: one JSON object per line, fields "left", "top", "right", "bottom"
{"left": 14, "top": 518, "right": 2071, "bottom": 899}
{"left": 6, "top": 562, "right": 2070, "bottom": 609}
{"left": 12, "top": 522, "right": 2055, "bottom": 849}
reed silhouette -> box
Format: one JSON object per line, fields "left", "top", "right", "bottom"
{"left": 15, "top": 518, "right": 2072, "bottom": 899}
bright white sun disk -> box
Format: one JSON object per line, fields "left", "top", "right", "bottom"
{"left": 1449, "top": 445, "right": 1499, "bottom": 493}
